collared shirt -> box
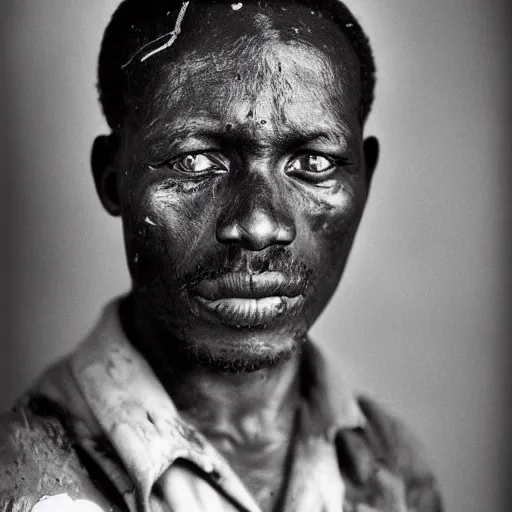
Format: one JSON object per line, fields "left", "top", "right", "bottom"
{"left": 0, "top": 299, "right": 443, "bottom": 512}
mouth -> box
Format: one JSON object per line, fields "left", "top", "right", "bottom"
{"left": 191, "top": 272, "right": 306, "bottom": 327}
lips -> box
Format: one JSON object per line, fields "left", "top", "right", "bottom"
{"left": 191, "top": 272, "right": 306, "bottom": 326}
{"left": 193, "top": 272, "right": 305, "bottom": 300}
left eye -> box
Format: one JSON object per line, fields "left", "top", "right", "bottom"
{"left": 170, "top": 153, "right": 227, "bottom": 175}
{"left": 287, "top": 154, "right": 335, "bottom": 174}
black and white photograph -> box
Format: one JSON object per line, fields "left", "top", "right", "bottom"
{"left": 1, "top": 1, "right": 510, "bottom": 511}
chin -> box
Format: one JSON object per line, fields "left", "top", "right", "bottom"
{"left": 176, "top": 326, "right": 306, "bottom": 374}
{"left": 132, "top": 282, "right": 314, "bottom": 373}
{"left": 185, "top": 342, "right": 298, "bottom": 374}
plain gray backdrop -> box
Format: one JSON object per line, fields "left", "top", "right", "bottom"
{"left": 2, "top": 1, "right": 511, "bottom": 511}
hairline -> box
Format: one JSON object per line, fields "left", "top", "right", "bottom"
{"left": 98, "top": 0, "right": 376, "bottom": 130}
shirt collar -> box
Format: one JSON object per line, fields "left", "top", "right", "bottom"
{"left": 56, "top": 298, "right": 365, "bottom": 511}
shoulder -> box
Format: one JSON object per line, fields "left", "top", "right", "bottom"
{"left": 357, "top": 395, "right": 444, "bottom": 512}
{"left": 0, "top": 401, "right": 117, "bottom": 512}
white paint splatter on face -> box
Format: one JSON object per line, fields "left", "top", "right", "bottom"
{"left": 145, "top": 217, "right": 157, "bottom": 226}
{"left": 231, "top": 3, "right": 243, "bottom": 11}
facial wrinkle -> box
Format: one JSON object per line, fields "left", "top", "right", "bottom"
{"left": 133, "top": 34, "right": 356, "bottom": 142}
{"left": 140, "top": 34, "right": 291, "bottom": 130}
{"left": 234, "top": 42, "right": 349, "bottom": 140}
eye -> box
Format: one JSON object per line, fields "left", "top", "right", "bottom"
{"left": 171, "top": 153, "right": 227, "bottom": 175}
{"left": 287, "top": 154, "right": 336, "bottom": 176}
{"left": 288, "top": 154, "right": 335, "bottom": 174}
{"left": 151, "top": 152, "right": 228, "bottom": 177}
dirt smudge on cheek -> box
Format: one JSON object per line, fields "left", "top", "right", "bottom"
{"left": 141, "top": 182, "right": 182, "bottom": 235}
{"left": 310, "top": 211, "right": 334, "bottom": 234}
{"left": 306, "top": 197, "right": 332, "bottom": 230}
{"left": 297, "top": 186, "right": 362, "bottom": 272}
{"left": 151, "top": 181, "right": 179, "bottom": 208}
{"left": 301, "top": 194, "right": 341, "bottom": 235}
{"left": 143, "top": 183, "right": 217, "bottom": 271}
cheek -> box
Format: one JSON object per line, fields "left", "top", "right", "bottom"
{"left": 123, "top": 179, "right": 219, "bottom": 278}
{"left": 294, "top": 182, "right": 366, "bottom": 317}
{"left": 298, "top": 180, "right": 366, "bottom": 264}
{"left": 148, "top": 185, "right": 201, "bottom": 246}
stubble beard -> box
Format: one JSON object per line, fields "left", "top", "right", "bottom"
{"left": 128, "top": 245, "right": 314, "bottom": 374}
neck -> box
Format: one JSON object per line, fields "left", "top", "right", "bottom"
{"left": 120, "top": 295, "right": 302, "bottom": 510}
{"left": 167, "top": 353, "right": 301, "bottom": 446}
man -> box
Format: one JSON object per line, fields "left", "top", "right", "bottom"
{"left": 0, "top": 0, "right": 443, "bottom": 511}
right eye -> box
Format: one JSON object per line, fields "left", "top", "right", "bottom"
{"left": 152, "top": 153, "right": 228, "bottom": 178}
{"left": 172, "top": 153, "right": 227, "bottom": 175}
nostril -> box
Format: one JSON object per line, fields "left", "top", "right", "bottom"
{"left": 276, "top": 224, "right": 296, "bottom": 244}
{"left": 217, "top": 223, "right": 241, "bottom": 242}
{"left": 217, "top": 219, "right": 295, "bottom": 251}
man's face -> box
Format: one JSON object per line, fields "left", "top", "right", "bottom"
{"left": 96, "top": 5, "right": 377, "bottom": 371}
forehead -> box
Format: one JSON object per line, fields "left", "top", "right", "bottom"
{"left": 128, "top": 3, "right": 361, "bottom": 136}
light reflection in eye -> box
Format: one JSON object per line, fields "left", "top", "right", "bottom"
{"left": 288, "top": 154, "right": 335, "bottom": 174}
{"left": 172, "top": 154, "right": 226, "bottom": 174}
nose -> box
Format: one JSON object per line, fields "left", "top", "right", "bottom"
{"left": 216, "top": 175, "right": 296, "bottom": 251}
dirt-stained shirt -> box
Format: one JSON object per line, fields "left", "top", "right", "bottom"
{"left": 0, "top": 299, "right": 443, "bottom": 512}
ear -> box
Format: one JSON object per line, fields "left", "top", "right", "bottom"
{"left": 91, "top": 135, "right": 121, "bottom": 216}
{"left": 362, "top": 136, "right": 380, "bottom": 188}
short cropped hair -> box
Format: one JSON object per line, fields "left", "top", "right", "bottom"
{"left": 98, "top": 0, "right": 376, "bottom": 130}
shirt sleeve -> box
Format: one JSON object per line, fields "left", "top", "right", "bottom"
{"left": 0, "top": 408, "right": 121, "bottom": 512}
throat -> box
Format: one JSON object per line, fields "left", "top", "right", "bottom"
{"left": 185, "top": 396, "right": 299, "bottom": 512}
{"left": 207, "top": 418, "right": 298, "bottom": 512}
{"left": 171, "top": 354, "right": 302, "bottom": 512}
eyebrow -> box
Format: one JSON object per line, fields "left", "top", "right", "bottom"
{"left": 157, "top": 126, "right": 348, "bottom": 143}
{"left": 140, "top": 120, "right": 353, "bottom": 156}
{"left": 141, "top": 121, "right": 219, "bottom": 144}
{"left": 277, "top": 130, "right": 350, "bottom": 148}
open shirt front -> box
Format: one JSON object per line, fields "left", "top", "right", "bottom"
{"left": 1, "top": 299, "right": 442, "bottom": 512}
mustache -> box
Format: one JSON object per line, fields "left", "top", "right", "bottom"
{"left": 175, "top": 246, "right": 313, "bottom": 293}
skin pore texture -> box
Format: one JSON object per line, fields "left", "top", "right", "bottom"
{"left": 92, "top": 3, "right": 379, "bottom": 511}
